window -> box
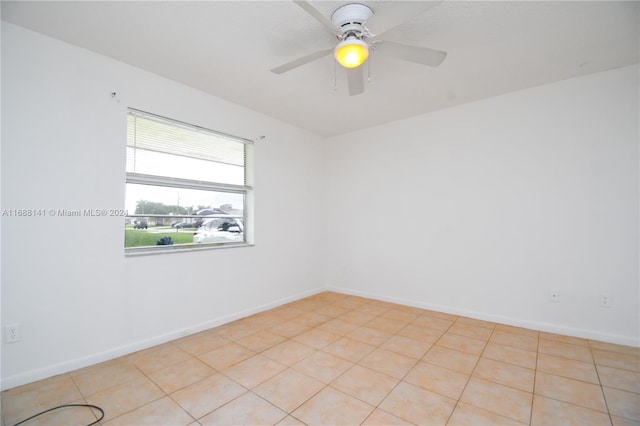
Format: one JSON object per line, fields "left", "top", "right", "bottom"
{"left": 125, "top": 108, "right": 253, "bottom": 254}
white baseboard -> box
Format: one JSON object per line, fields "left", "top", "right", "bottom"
{"left": 326, "top": 285, "right": 640, "bottom": 348}
{"left": 1, "top": 287, "right": 324, "bottom": 391}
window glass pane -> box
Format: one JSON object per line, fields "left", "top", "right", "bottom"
{"left": 125, "top": 183, "right": 244, "bottom": 249}
{"left": 127, "top": 112, "right": 246, "bottom": 185}
{"left": 126, "top": 147, "right": 245, "bottom": 184}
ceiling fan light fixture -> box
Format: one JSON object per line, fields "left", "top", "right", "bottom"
{"left": 334, "top": 37, "right": 369, "bottom": 69}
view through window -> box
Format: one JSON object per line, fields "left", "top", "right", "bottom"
{"left": 125, "top": 109, "right": 253, "bottom": 253}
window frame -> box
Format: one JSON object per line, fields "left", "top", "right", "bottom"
{"left": 125, "top": 108, "right": 254, "bottom": 255}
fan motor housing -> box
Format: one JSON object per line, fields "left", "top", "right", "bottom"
{"left": 331, "top": 3, "right": 373, "bottom": 36}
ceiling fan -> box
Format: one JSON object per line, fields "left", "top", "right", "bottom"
{"left": 271, "top": 0, "right": 447, "bottom": 96}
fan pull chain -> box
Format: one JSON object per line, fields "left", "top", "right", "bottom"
{"left": 333, "top": 60, "right": 338, "bottom": 91}
{"left": 367, "top": 57, "right": 372, "bottom": 82}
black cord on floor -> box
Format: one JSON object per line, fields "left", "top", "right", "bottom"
{"left": 13, "top": 403, "right": 104, "bottom": 426}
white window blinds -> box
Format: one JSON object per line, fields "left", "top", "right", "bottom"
{"left": 126, "top": 109, "right": 250, "bottom": 186}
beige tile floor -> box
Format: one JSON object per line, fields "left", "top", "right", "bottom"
{"left": 2, "top": 292, "right": 639, "bottom": 425}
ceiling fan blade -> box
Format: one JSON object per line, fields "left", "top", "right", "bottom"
{"left": 365, "top": 1, "right": 441, "bottom": 37}
{"left": 293, "top": 0, "right": 340, "bottom": 36}
{"left": 271, "top": 49, "right": 332, "bottom": 74}
{"left": 375, "top": 41, "right": 447, "bottom": 67}
{"left": 346, "top": 66, "right": 365, "bottom": 96}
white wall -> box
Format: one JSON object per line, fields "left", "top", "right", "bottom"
{"left": 1, "top": 22, "right": 326, "bottom": 389}
{"left": 325, "top": 65, "right": 639, "bottom": 347}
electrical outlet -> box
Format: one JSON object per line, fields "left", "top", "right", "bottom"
{"left": 5, "top": 324, "right": 21, "bottom": 343}
{"left": 600, "top": 293, "right": 611, "bottom": 308}
{"left": 550, "top": 289, "right": 560, "bottom": 303}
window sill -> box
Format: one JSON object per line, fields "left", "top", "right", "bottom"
{"left": 125, "top": 242, "right": 254, "bottom": 257}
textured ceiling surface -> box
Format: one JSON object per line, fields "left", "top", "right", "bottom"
{"left": 2, "top": 1, "right": 639, "bottom": 136}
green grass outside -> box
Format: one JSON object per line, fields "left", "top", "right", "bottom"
{"left": 125, "top": 227, "right": 196, "bottom": 248}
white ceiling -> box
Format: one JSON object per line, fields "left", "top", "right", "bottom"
{"left": 2, "top": 1, "right": 638, "bottom": 137}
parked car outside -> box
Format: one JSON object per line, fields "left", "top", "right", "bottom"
{"left": 133, "top": 220, "right": 148, "bottom": 229}
{"left": 193, "top": 218, "right": 243, "bottom": 244}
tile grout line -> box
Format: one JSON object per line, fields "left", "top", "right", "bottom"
{"left": 179, "top": 300, "right": 320, "bottom": 424}
{"left": 352, "top": 311, "right": 454, "bottom": 426}
{"left": 529, "top": 343, "right": 621, "bottom": 423}
{"left": 300, "top": 299, "right": 378, "bottom": 425}
{"left": 444, "top": 320, "right": 499, "bottom": 425}
{"left": 341, "top": 303, "right": 402, "bottom": 425}
{"left": 388, "top": 313, "right": 463, "bottom": 425}
{"left": 116, "top": 361, "right": 189, "bottom": 425}
{"left": 447, "top": 321, "right": 543, "bottom": 424}
{"left": 69, "top": 373, "right": 104, "bottom": 425}
{"left": 437, "top": 317, "right": 471, "bottom": 426}
{"left": 589, "top": 341, "right": 615, "bottom": 426}
{"left": 139, "top": 359, "right": 200, "bottom": 426}
{"left": 223, "top": 298, "right": 362, "bottom": 423}
{"left": 330, "top": 306, "right": 446, "bottom": 424}
{"left": 147, "top": 335, "right": 248, "bottom": 425}
{"left": 530, "top": 329, "right": 540, "bottom": 426}
{"left": 282, "top": 299, "right": 384, "bottom": 424}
